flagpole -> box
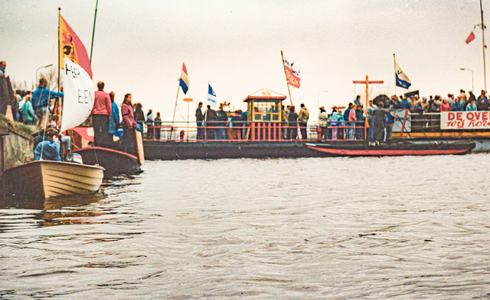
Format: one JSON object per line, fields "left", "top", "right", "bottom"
{"left": 480, "top": 0, "right": 487, "bottom": 91}
{"left": 280, "top": 50, "right": 294, "bottom": 106}
{"left": 58, "top": 8, "right": 61, "bottom": 96}
{"left": 90, "top": 0, "right": 99, "bottom": 63}
{"left": 393, "top": 53, "right": 397, "bottom": 95}
{"left": 171, "top": 83, "right": 180, "bottom": 132}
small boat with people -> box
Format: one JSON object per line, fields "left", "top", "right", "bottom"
{"left": 304, "top": 140, "right": 475, "bottom": 157}
{"left": 4, "top": 11, "right": 105, "bottom": 201}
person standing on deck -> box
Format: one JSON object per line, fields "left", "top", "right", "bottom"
{"left": 154, "top": 112, "right": 162, "bottom": 140}
{"left": 348, "top": 105, "right": 357, "bottom": 140}
{"left": 195, "top": 102, "right": 204, "bottom": 140}
{"left": 384, "top": 104, "right": 396, "bottom": 141}
{"left": 354, "top": 95, "right": 361, "bottom": 106}
{"left": 134, "top": 103, "right": 145, "bottom": 132}
{"left": 92, "top": 81, "right": 112, "bottom": 147}
{"left": 373, "top": 102, "right": 391, "bottom": 142}
{"left": 216, "top": 105, "right": 228, "bottom": 140}
{"left": 298, "top": 103, "right": 309, "bottom": 140}
{"left": 367, "top": 100, "right": 376, "bottom": 141}
{"left": 108, "top": 91, "right": 120, "bottom": 145}
{"left": 0, "top": 61, "right": 6, "bottom": 76}
{"left": 205, "top": 105, "right": 217, "bottom": 140}
{"left": 32, "top": 77, "right": 63, "bottom": 127}
{"left": 121, "top": 93, "right": 138, "bottom": 155}
{"left": 146, "top": 109, "right": 154, "bottom": 139}
{"left": 288, "top": 106, "right": 298, "bottom": 140}
{"left": 318, "top": 106, "right": 328, "bottom": 141}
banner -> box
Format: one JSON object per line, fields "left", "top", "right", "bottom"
{"left": 283, "top": 53, "right": 301, "bottom": 88}
{"left": 60, "top": 56, "right": 94, "bottom": 132}
{"left": 441, "top": 111, "right": 490, "bottom": 130}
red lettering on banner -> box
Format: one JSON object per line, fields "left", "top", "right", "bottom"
{"left": 484, "top": 112, "right": 489, "bottom": 121}
{"left": 475, "top": 112, "right": 481, "bottom": 120}
{"left": 448, "top": 112, "right": 455, "bottom": 120}
{"left": 457, "top": 112, "right": 462, "bottom": 120}
{"left": 457, "top": 120, "right": 465, "bottom": 128}
{"left": 467, "top": 112, "right": 474, "bottom": 120}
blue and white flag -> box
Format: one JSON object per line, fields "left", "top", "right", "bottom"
{"left": 207, "top": 83, "right": 218, "bottom": 109}
{"left": 395, "top": 61, "right": 411, "bottom": 89}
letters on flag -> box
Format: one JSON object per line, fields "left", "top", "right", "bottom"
{"left": 466, "top": 31, "right": 476, "bottom": 44}
{"left": 59, "top": 16, "right": 93, "bottom": 79}
{"left": 395, "top": 61, "right": 411, "bottom": 89}
{"left": 60, "top": 57, "right": 94, "bottom": 132}
{"left": 179, "top": 63, "right": 189, "bottom": 94}
{"left": 207, "top": 84, "right": 218, "bottom": 109}
{"left": 283, "top": 53, "right": 301, "bottom": 88}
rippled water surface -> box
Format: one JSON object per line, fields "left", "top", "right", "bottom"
{"left": 1, "top": 154, "right": 490, "bottom": 299}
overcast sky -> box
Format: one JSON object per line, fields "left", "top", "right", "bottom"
{"left": 1, "top": 0, "right": 488, "bottom": 121}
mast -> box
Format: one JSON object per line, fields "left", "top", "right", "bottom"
{"left": 481, "top": 0, "right": 487, "bottom": 91}
{"left": 57, "top": 8, "right": 61, "bottom": 96}
{"left": 393, "top": 53, "right": 397, "bottom": 95}
{"left": 90, "top": 0, "right": 99, "bottom": 63}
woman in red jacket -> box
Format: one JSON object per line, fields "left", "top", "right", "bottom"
{"left": 121, "top": 93, "right": 137, "bottom": 155}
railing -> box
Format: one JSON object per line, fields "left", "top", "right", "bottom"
{"left": 140, "top": 121, "right": 368, "bottom": 142}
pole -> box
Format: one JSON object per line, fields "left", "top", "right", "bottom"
{"left": 187, "top": 101, "right": 189, "bottom": 142}
{"left": 481, "top": 0, "right": 487, "bottom": 91}
{"left": 280, "top": 50, "right": 294, "bottom": 106}
{"left": 171, "top": 82, "right": 180, "bottom": 137}
{"left": 365, "top": 75, "right": 369, "bottom": 132}
{"left": 393, "top": 53, "right": 397, "bottom": 95}
{"left": 57, "top": 8, "right": 61, "bottom": 96}
{"left": 90, "top": 0, "right": 99, "bottom": 63}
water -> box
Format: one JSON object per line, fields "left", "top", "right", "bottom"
{"left": 1, "top": 154, "right": 490, "bottom": 299}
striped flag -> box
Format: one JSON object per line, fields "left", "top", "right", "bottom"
{"left": 179, "top": 63, "right": 189, "bottom": 94}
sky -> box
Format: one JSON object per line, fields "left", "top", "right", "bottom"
{"left": 1, "top": 0, "right": 489, "bottom": 122}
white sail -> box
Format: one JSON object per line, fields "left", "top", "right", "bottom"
{"left": 60, "top": 56, "right": 94, "bottom": 133}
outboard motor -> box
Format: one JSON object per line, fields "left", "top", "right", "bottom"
{"left": 65, "top": 152, "right": 83, "bottom": 164}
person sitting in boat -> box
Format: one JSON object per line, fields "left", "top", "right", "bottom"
{"left": 34, "top": 127, "right": 61, "bottom": 161}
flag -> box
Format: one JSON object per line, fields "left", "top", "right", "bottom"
{"left": 282, "top": 52, "right": 301, "bottom": 88}
{"left": 394, "top": 60, "right": 411, "bottom": 89}
{"left": 59, "top": 15, "right": 93, "bottom": 79}
{"left": 59, "top": 15, "right": 94, "bottom": 132}
{"left": 207, "top": 83, "right": 218, "bottom": 109}
{"left": 179, "top": 63, "right": 189, "bottom": 94}
{"left": 466, "top": 31, "right": 476, "bottom": 44}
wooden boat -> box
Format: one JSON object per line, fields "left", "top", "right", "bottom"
{"left": 2, "top": 14, "right": 106, "bottom": 203}
{"left": 4, "top": 160, "right": 104, "bottom": 201}
{"left": 73, "top": 146, "right": 142, "bottom": 177}
{"left": 305, "top": 140, "right": 476, "bottom": 157}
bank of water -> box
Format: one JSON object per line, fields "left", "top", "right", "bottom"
{"left": 1, "top": 154, "right": 490, "bottom": 299}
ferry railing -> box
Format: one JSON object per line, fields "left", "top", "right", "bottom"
{"left": 141, "top": 121, "right": 368, "bottom": 142}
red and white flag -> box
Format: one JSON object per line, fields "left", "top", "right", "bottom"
{"left": 282, "top": 52, "right": 301, "bottom": 88}
{"left": 466, "top": 31, "right": 476, "bottom": 44}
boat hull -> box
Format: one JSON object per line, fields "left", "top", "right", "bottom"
{"left": 73, "top": 147, "right": 142, "bottom": 177}
{"left": 305, "top": 140, "right": 475, "bottom": 157}
{"left": 4, "top": 161, "right": 104, "bottom": 201}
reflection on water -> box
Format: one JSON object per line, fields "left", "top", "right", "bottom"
{"left": 1, "top": 155, "right": 490, "bottom": 299}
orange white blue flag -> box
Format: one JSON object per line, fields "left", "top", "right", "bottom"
{"left": 179, "top": 63, "right": 189, "bottom": 94}
{"left": 59, "top": 15, "right": 93, "bottom": 79}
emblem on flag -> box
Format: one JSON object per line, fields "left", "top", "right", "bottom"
{"left": 207, "top": 83, "right": 218, "bottom": 109}
{"left": 59, "top": 16, "right": 93, "bottom": 79}
{"left": 394, "top": 60, "right": 411, "bottom": 90}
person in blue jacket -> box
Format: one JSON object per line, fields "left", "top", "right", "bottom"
{"left": 32, "top": 77, "right": 63, "bottom": 126}
{"left": 400, "top": 97, "right": 412, "bottom": 110}
{"left": 34, "top": 127, "right": 61, "bottom": 161}
{"left": 108, "top": 91, "right": 120, "bottom": 145}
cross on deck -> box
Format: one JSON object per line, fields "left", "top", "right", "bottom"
{"left": 353, "top": 75, "right": 384, "bottom": 128}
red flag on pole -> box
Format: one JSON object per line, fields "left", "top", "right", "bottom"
{"left": 466, "top": 31, "right": 476, "bottom": 44}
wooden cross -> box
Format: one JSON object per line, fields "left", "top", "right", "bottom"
{"left": 353, "top": 75, "right": 384, "bottom": 128}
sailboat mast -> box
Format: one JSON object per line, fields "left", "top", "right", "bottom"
{"left": 481, "top": 0, "right": 487, "bottom": 91}
{"left": 90, "top": 0, "right": 99, "bottom": 63}
{"left": 57, "top": 8, "right": 61, "bottom": 95}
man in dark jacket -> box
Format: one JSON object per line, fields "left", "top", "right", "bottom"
{"left": 205, "top": 105, "right": 217, "bottom": 140}
{"left": 373, "top": 102, "right": 391, "bottom": 142}
{"left": 216, "top": 105, "right": 228, "bottom": 140}
{"left": 195, "top": 102, "right": 204, "bottom": 140}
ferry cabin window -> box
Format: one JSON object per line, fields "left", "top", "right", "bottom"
{"left": 252, "top": 102, "right": 281, "bottom": 122}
